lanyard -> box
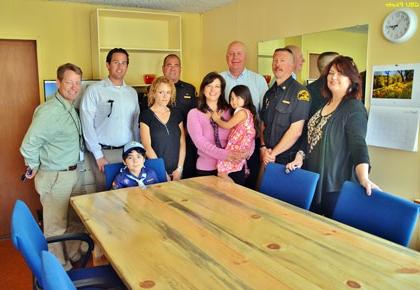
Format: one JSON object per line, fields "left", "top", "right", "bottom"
{"left": 55, "top": 94, "right": 85, "bottom": 152}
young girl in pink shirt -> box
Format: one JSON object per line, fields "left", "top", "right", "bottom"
{"left": 211, "top": 85, "right": 257, "bottom": 184}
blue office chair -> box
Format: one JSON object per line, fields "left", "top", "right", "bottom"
{"left": 259, "top": 163, "right": 320, "bottom": 210}
{"left": 41, "top": 251, "right": 76, "bottom": 290}
{"left": 104, "top": 158, "right": 167, "bottom": 190}
{"left": 332, "top": 181, "right": 419, "bottom": 246}
{"left": 11, "top": 200, "right": 125, "bottom": 289}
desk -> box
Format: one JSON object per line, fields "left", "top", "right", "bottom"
{"left": 71, "top": 176, "right": 420, "bottom": 289}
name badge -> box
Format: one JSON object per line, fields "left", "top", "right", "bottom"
{"left": 282, "top": 100, "right": 290, "bottom": 104}
{"left": 184, "top": 95, "right": 191, "bottom": 99}
{"left": 79, "top": 151, "right": 84, "bottom": 162}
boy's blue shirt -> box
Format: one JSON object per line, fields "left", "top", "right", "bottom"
{"left": 112, "top": 166, "right": 159, "bottom": 189}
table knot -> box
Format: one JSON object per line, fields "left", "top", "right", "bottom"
{"left": 139, "top": 280, "right": 155, "bottom": 288}
{"left": 267, "top": 243, "right": 281, "bottom": 250}
{"left": 396, "top": 268, "right": 420, "bottom": 274}
{"left": 346, "top": 280, "right": 361, "bottom": 288}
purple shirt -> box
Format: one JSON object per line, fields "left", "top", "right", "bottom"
{"left": 187, "top": 109, "right": 230, "bottom": 171}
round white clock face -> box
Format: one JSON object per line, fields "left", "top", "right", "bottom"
{"left": 383, "top": 8, "right": 418, "bottom": 43}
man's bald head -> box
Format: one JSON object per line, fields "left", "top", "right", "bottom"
{"left": 285, "top": 45, "right": 304, "bottom": 73}
{"left": 317, "top": 51, "right": 339, "bottom": 73}
{"left": 226, "top": 41, "right": 247, "bottom": 77}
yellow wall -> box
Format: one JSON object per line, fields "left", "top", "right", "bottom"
{"left": 257, "top": 38, "right": 284, "bottom": 77}
{"left": 202, "top": 0, "right": 420, "bottom": 249}
{"left": 0, "top": 0, "right": 202, "bottom": 98}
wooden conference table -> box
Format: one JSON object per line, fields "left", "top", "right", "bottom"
{"left": 71, "top": 176, "right": 420, "bottom": 289}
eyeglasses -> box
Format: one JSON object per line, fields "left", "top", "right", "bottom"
{"left": 62, "top": 81, "right": 81, "bottom": 87}
{"left": 111, "top": 60, "right": 128, "bottom": 66}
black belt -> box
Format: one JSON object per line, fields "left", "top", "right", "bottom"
{"left": 61, "top": 164, "right": 77, "bottom": 171}
{"left": 100, "top": 144, "right": 124, "bottom": 150}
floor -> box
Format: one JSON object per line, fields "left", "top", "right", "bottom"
{"left": 0, "top": 238, "right": 101, "bottom": 290}
{"left": 0, "top": 238, "right": 32, "bottom": 290}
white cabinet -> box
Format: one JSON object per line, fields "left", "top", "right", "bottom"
{"left": 90, "top": 8, "right": 182, "bottom": 85}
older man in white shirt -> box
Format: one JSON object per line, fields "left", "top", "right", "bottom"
{"left": 220, "top": 41, "right": 268, "bottom": 114}
{"left": 220, "top": 41, "right": 268, "bottom": 189}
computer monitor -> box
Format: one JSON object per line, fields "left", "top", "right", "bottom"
{"left": 43, "top": 80, "right": 57, "bottom": 100}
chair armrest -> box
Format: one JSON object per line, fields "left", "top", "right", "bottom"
{"left": 73, "top": 277, "right": 126, "bottom": 289}
{"left": 46, "top": 233, "right": 94, "bottom": 267}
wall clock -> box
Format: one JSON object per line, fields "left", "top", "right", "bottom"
{"left": 382, "top": 8, "right": 418, "bottom": 43}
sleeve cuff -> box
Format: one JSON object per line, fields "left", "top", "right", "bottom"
{"left": 93, "top": 150, "right": 104, "bottom": 160}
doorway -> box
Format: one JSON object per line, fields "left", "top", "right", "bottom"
{"left": 0, "top": 39, "right": 41, "bottom": 238}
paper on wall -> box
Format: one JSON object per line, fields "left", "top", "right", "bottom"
{"left": 367, "top": 106, "right": 420, "bottom": 152}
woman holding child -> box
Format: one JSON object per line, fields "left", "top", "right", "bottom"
{"left": 187, "top": 72, "right": 251, "bottom": 184}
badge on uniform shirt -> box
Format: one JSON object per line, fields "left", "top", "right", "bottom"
{"left": 282, "top": 100, "right": 290, "bottom": 104}
{"left": 297, "top": 90, "right": 310, "bottom": 102}
{"left": 183, "top": 94, "right": 191, "bottom": 99}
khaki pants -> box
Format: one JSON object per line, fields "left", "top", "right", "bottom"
{"left": 35, "top": 169, "right": 80, "bottom": 269}
{"left": 87, "top": 149, "right": 123, "bottom": 193}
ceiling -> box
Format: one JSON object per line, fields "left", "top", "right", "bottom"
{"left": 53, "top": 0, "right": 235, "bottom": 13}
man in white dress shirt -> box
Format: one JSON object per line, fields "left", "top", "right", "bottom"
{"left": 80, "top": 48, "right": 140, "bottom": 192}
{"left": 220, "top": 41, "right": 268, "bottom": 189}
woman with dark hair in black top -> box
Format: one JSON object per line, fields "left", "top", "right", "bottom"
{"left": 286, "top": 55, "right": 380, "bottom": 217}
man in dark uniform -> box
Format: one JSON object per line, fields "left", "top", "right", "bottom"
{"left": 162, "top": 54, "right": 197, "bottom": 178}
{"left": 260, "top": 48, "right": 310, "bottom": 166}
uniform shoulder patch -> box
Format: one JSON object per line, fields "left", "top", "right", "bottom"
{"left": 297, "top": 90, "right": 310, "bottom": 102}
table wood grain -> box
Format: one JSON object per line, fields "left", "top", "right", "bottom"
{"left": 71, "top": 176, "right": 420, "bottom": 289}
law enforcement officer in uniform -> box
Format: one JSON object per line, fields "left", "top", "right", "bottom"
{"left": 260, "top": 48, "right": 310, "bottom": 166}
{"left": 162, "top": 54, "right": 197, "bottom": 178}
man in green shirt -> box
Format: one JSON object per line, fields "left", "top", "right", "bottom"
{"left": 20, "top": 63, "right": 83, "bottom": 270}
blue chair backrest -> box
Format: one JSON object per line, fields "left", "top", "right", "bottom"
{"left": 104, "top": 162, "right": 124, "bottom": 190}
{"left": 145, "top": 158, "right": 167, "bottom": 183}
{"left": 333, "top": 181, "right": 419, "bottom": 246}
{"left": 104, "top": 158, "right": 167, "bottom": 190}
{"left": 41, "top": 251, "right": 76, "bottom": 290}
{"left": 260, "top": 163, "right": 320, "bottom": 210}
{"left": 11, "top": 200, "right": 48, "bottom": 287}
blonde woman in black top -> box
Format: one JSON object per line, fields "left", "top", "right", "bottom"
{"left": 140, "top": 76, "right": 186, "bottom": 181}
{"left": 286, "top": 56, "right": 379, "bottom": 217}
